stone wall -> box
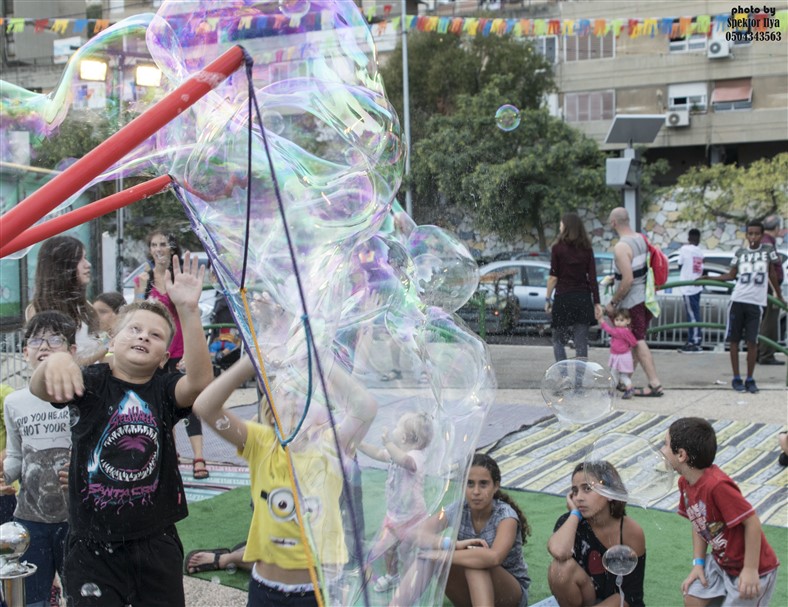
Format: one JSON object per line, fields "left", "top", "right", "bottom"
{"left": 443, "top": 200, "right": 786, "bottom": 259}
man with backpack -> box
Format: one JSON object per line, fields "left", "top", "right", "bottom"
{"left": 604, "top": 207, "right": 664, "bottom": 397}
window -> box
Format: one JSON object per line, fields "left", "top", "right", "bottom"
{"left": 669, "top": 33, "right": 707, "bottom": 53}
{"left": 564, "top": 32, "right": 614, "bottom": 61}
{"left": 533, "top": 36, "right": 558, "bottom": 64}
{"left": 711, "top": 78, "right": 753, "bottom": 111}
{"left": 668, "top": 82, "right": 707, "bottom": 112}
{"left": 563, "top": 90, "right": 615, "bottom": 122}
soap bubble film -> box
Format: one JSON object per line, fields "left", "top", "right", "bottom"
{"left": 541, "top": 360, "right": 613, "bottom": 424}
{"left": 495, "top": 104, "right": 521, "bottom": 131}
{"left": 585, "top": 433, "right": 676, "bottom": 507}
{"left": 0, "top": 2, "right": 495, "bottom": 604}
{"left": 602, "top": 544, "right": 639, "bottom": 576}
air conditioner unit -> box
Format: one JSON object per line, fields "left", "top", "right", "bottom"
{"left": 707, "top": 37, "right": 731, "bottom": 59}
{"left": 666, "top": 110, "right": 690, "bottom": 128}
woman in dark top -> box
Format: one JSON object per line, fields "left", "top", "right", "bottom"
{"left": 545, "top": 213, "right": 602, "bottom": 361}
{"left": 547, "top": 461, "right": 647, "bottom": 607}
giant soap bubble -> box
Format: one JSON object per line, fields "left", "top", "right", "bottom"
{"left": 541, "top": 360, "right": 613, "bottom": 424}
{"left": 0, "top": 2, "right": 495, "bottom": 605}
{"left": 585, "top": 433, "right": 676, "bottom": 507}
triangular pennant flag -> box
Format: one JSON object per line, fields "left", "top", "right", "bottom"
{"left": 695, "top": 15, "right": 711, "bottom": 34}
{"left": 7, "top": 18, "right": 25, "bottom": 33}
{"left": 51, "top": 19, "right": 69, "bottom": 34}
{"left": 775, "top": 11, "right": 788, "bottom": 33}
{"left": 93, "top": 19, "right": 110, "bottom": 34}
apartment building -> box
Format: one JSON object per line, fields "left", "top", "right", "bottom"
{"left": 362, "top": 0, "right": 788, "bottom": 178}
{"left": 555, "top": 1, "right": 788, "bottom": 178}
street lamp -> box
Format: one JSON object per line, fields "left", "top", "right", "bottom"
{"left": 604, "top": 114, "right": 665, "bottom": 232}
{"left": 78, "top": 53, "right": 162, "bottom": 290}
{"left": 78, "top": 59, "right": 108, "bottom": 82}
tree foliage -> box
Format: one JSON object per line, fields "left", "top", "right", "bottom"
{"left": 30, "top": 113, "right": 200, "bottom": 252}
{"left": 379, "top": 32, "right": 554, "bottom": 145}
{"left": 669, "top": 153, "right": 788, "bottom": 223}
{"left": 411, "top": 80, "right": 616, "bottom": 249}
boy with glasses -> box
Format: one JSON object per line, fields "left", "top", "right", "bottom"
{"left": 1, "top": 311, "right": 76, "bottom": 607}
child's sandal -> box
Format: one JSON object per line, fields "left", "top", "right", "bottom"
{"left": 192, "top": 458, "right": 210, "bottom": 479}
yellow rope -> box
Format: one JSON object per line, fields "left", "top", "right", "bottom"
{"left": 240, "top": 288, "right": 325, "bottom": 607}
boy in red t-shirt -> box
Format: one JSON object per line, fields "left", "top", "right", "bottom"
{"left": 661, "top": 417, "right": 779, "bottom": 606}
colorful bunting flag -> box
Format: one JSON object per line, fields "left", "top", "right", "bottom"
{"left": 0, "top": 12, "right": 779, "bottom": 41}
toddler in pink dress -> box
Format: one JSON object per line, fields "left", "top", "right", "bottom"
{"left": 598, "top": 308, "right": 638, "bottom": 399}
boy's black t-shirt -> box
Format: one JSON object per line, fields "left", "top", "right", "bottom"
{"left": 53, "top": 364, "right": 189, "bottom": 541}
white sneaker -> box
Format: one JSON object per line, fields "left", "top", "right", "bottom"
{"left": 373, "top": 574, "right": 400, "bottom": 592}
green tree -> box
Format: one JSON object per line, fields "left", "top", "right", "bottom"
{"left": 379, "top": 32, "right": 554, "bottom": 145}
{"left": 31, "top": 115, "right": 201, "bottom": 253}
{"left": 411, "top": 81, "right": 616, "bottom": 249}
{"left": 670, "top": 153, "right": 788, "bottom": 222}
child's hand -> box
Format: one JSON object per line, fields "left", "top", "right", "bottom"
{"left": 681, "top": 565, "right": 707, "bottom": 595}
{"left": 456, "top": 538, "right": 488, "bottom": 550}
{"left": 594, "top": 304, "right": 603, "bottom": 321}
{"left": 565, "top": 491, "right": 578, "bottom": 512}
{"left": 166, "top": 252, "right": 205, "bottom": 310}
{"left": 59, "top": 460, "right": 69, "bottom": 491}
{"left": 41, "top": 352, "right": 84, "bottom": 402}
{"left": 737, "top": 566, "right": 761, "bottom": 600}
{"left": 0, "top": 458, "right": 15, "bottom": 495}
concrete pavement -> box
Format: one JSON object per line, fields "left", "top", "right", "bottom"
{"left": 489, "top": 344, "right": 787, "bottom": 427}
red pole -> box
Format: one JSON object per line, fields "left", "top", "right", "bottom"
{"left": 0, "top": 175, "right": 173, "bottom": 258}
{"left": 0, "top": 45, "right": 244, "bottom": 244}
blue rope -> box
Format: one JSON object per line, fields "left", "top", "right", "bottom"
{"left": 274, "top": 315, "right": 313, "bottom": 447}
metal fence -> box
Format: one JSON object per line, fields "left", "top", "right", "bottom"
{"left": 0, "top": 327, "right": 28, "bottom": 389}
{"left": 647, "top": 291, "right": 730, "bottom": 348}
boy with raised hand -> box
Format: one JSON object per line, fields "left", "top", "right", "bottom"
{"left": 710, "top": 220, "right": 784, "bottom": 393}
{"left": 30, "top": 252, "right": 212, "bottom": 607}
{"left": 662, "top": 417, "right": 779, "bottom": 607}
{"left": 2, "top": 311, "right": 76, "bottom": 607}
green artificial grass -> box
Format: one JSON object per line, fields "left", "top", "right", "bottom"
{"left": 178, "top": 485, "right": 787, "bottom": 605}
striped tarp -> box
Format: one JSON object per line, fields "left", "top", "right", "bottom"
{"left": 486, "top": 411, "right": 787, "bottom": 528}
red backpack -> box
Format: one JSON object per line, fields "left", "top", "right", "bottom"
{"left": 641, "top": 235, "right": 669, "bottom": 287}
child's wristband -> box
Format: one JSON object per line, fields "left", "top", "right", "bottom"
{"left": 441, "top": 537, "right": 452, "bottom": 551}
{"left": 692, "top": 557, "right": 705, "bottom": 567}
{"left": 570, "top": 509, "right": 583, "bottom": 521}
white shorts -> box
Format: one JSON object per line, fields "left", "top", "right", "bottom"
{"left": 686, "top": 557, "right": 778, "bottom": 607}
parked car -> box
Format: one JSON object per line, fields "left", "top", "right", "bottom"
{"left": 455, "top": 268, "right": 520, "bottom": 334}
{"left": 457, "top": 260, "right": 552, "bottom": 331}
{"left": 122, "top": 251, "right": 217, "bottom": 323}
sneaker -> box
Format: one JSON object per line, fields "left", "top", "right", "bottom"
{"left": 621, "top": 388, "right": 634, "bottom": 400}
{"left": 679, "top": 344, "right": 703, "bottom": 353}
{"left": 732, "top": 378, "right": 745, "bottom": 392}
{"left": 373, "top": 574, "right": 399, "bottom": 592}
{"left": 744, "top": 379, "right": 759, "bottom": 394}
